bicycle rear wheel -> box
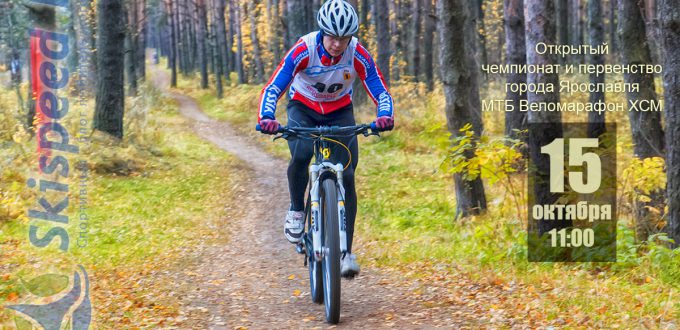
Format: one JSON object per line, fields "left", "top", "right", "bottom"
{"left": 321, "top": 178, "right": 341, "bottom": 324}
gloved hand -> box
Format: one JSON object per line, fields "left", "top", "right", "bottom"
{"left": 259, "top": 118, "right": 280, "bottom": 134}
{"left": 375, "top": 116, "right": 394, "bottom": 131}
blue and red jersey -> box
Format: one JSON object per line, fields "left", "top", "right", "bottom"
{"left": 258, "top": 31, "right": 394, "bottom": 121}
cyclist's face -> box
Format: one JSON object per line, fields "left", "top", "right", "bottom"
{"left": 322, "top": 35, "right": 351, "bottom": 57}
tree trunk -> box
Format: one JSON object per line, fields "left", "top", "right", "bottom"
{"left": 503, "top": 0, "right": 527, "bottom": 140}
{"left": 389, "top": 0, "right": 402, "bottom": 81}
{"left": 94, "top": 0, "right": 126, "bottom": 139}
{"left": 422, "top": 0, "right": 435, "bottom": 90}
{"left": 197, "top": 0, "right": 209, "bottom": 88}
{"left": 213, "top": 0, "right": 229, "bottom": 76}
{"left": 360, "top": 0, "right": 369, "bottom": 42}
{"left": 525, "top": 0, "right": 567, "bottom": 235}
{"left": 168, "top": 0, "right": 177, "bottom": 87}
{"left": 79, "top": 0, "right": 97, "bottom": 95}
{"left": 249, "top": 0, "right": 265, "bottom": 83}
{"left": 658, "top": 0, "right": 680, "bottom": 247}
{"left": 286, "top": 0, "right": 306, "bottom": 45}
{"left": 587, "top": 0, "right": 605, "bottom": 138}
{"left": 568, "top": 0, "right": 581, "bottom": 63}
{"left": 409, "top": 0, "right": 421, "bottom": 81}
{"left": 188, "top": 0, "right": 197, "bottom": 72}
{"left": 281, "top": 0, "right": 290, "bottom": 49}
{"left": 227, "top": 0, "right": 236, "bottom": 74}
{"left": 233, "top": 0, "right": 245, "bottom": 83}
{"left": 211, "top": 0, "right": 224, "bottom": 98}
{"left": 644, "top": 0, "right": 660, "bottom": 65}
{"left": 136, "top": 0, "right": 147, "bottom": 81}
{"left": 268, "top": 0, "right": 282, "bottom": 69}
{"left": 312, "top": 0, "right": 321, "bottom": 31}
{"left": 437, "top": 0, "right": 487, "bottom": 219}
{"left": 175, "top": 0, "right": 185, "bottom": 75}
{"left": 125, "top": 1, "right": 138, "bottom": 96}
{"left": 609, "top": 0, "right": 618, "bottom": 58}
{"left": 556, "top": 0, "right": 568, "bottom": 64}
{"left": 618, "top": 0, "right": 666, "bottom": 241}
{"left": 183, "top": 0, "right": 190, "bottom": 72}
{"left": 375, "top": 0, "right": 390, "bottom": 86}
{"left": 578, "top": 0, "right": 586, "bottom": 62}
{"left": 476, "top": 0, "right": 488, "bottom": 77}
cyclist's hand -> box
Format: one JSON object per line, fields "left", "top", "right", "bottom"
{"left": 375, "top": 116, "right": 394, "bottom": 131}
{"left": 259, "top": 119, "right": 280, "bottom": 134}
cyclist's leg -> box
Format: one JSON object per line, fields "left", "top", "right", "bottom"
{"left": 287, "top": 100, "right": 316, "bottom": 211}
{"left": 342, "top": 141, "right": 358, "bottom": 254}
{"left": 322, "top": 104, "right": 359, "bottom": 254}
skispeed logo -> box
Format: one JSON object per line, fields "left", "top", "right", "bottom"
{"left": 8, "top": 266, "right": 91, "bottom": 330}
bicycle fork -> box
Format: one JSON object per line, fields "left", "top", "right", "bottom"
{"left": 309, "top": 162, "right": 348, "bottom": 262}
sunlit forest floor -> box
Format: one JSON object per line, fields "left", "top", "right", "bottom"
{"left": 0, "top": 61, "right": 678, "bottom": 328}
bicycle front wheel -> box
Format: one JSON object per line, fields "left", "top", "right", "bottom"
{"left": 321, "top": 178, "right": 341, "bottom": 324}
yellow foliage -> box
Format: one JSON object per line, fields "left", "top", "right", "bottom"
{"left": 621, "top": 157, "right": 666, "bottom": 200}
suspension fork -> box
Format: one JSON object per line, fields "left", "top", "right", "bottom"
{"left": 334, "top": 164, "right": 348, "bottom": 255}
{"left": 309, "top": 164, "right": 322, "bottom": 261}
{"left": 309, "top": 162, "right": 349, "bottom": 262}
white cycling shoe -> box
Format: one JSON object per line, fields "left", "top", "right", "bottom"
{"left": 341, "top": 253, "right": 360, "bottom": 278}
{"left": 284, "top": 210, "right": 305, "bottom": 243}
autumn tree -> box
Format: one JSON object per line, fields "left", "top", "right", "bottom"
{"left": 94, "top": 0, "right": 126, "bottom": 139}
{"left": 618, "top": 0, "right": 665, "bottom": 241}
{"left": 438, "top": 0, "right": 488, "bottom": 218}
{"left": 525, "top": 0, "right": 566, "bottom": 235}
{"left": 658, "top": 0, "right": 680, "bottom": 247}
{"left": 503, "top": 0, "right": 527, "bottom": 140}
{"left": 587, "top": 0, "right": 605, "bottom": 138}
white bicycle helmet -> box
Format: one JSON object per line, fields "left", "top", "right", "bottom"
{"left": 317, "top": 0, "right": 359, "bottom": 37}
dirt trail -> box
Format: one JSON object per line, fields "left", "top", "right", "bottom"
{"left": 150, "top": 67, "right": 477, "bottom": 329}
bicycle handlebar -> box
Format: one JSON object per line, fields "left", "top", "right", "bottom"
{"left": 256, "top": 122, "right": 382, "bottom": 138}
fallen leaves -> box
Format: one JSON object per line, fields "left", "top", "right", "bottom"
{"left": 6, "top": 292, "right": 18, "bottom": 302}
{"left": 209, "top": 279, "right": 226, "bottom": 285}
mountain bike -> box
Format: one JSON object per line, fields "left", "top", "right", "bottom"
{"left": 257, "top": 123, "right": 381, "bottom": 324}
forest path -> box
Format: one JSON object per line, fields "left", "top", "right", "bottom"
{"left": 149, "top": 65, "right": 480, "bottom": 329}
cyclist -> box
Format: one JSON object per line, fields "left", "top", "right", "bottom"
{"left": 257, "top": 0, "right": 394, "bottom": 278}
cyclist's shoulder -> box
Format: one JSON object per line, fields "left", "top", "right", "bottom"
{"left": 353, "top": 41, "right": 374, "bottom": 59}
{"left": 299, "top": 31, "right": 322, "bottom": 47}
{"left": 352, "top": 42, "right": 376, "bottom": 69}
{"left": 286, "top": 36, "right": 312, "bottom": 64}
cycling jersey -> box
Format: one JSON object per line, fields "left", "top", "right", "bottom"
{"left": 258, "top": 31, "right": 393, "bottom": 121}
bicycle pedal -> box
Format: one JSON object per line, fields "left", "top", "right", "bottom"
{"left": 295, "top": 243, "right": 305, "bottom": 254}
{"left": 341, "top": 272, "right": 358, "bottom": 280}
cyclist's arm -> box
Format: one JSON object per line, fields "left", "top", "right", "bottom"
{"left": 258, "top": 39, "right": 310, "bottom": 121}
{"left": 353, "top": 43, "right": 394, "bottom": 118}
